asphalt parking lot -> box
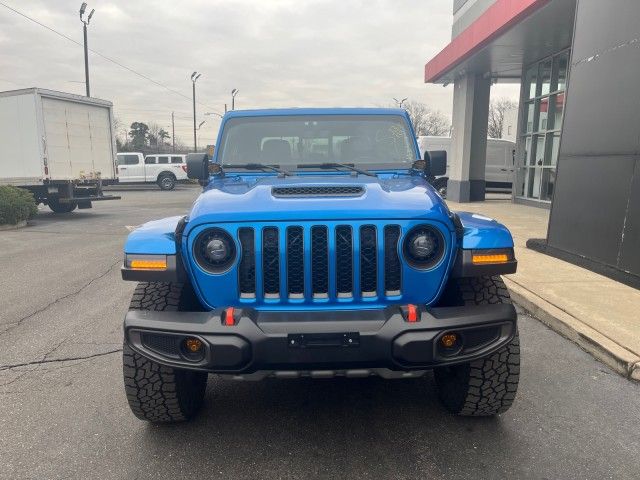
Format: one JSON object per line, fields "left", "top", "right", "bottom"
{"left": 1, "top": 186, "right": 639, "bottom": 480}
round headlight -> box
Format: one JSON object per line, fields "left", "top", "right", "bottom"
{"left": 403, "top": 225, "right": 445, "bottom": 269}
{"left": 205, "top": 238, "right": 228, "bottom": 261}
{"left": 194, "top": 228, "right": 236, "bottom": 273}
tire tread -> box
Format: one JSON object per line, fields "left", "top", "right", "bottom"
{"left": 123, "top": 282, "right": 207, "bottom": 423}
{"left": 434, "top": 275, "right": 520, "bottom": 416}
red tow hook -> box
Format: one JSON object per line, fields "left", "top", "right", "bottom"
{"left": 403, "top": 304, "right": 419, "bottom": 323}
{"left": 224, "top": 307, "right": 236, "bottom": 326}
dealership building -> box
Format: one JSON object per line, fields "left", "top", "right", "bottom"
{"left": 425, "top": 0, "right": 639, "bottom": 286}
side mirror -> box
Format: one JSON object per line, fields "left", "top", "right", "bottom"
{"left": 424, "top": 150, "right": 446, "bottom": 176}
{"left": 186, "top": 153, "right": 208, "bottom": 181}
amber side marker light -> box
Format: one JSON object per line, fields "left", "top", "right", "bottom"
{"left": 129, "top": 259, "right": 167, "bottom": 270}
{"left": 472, "top": 253, "right": 509, "bottom": 265}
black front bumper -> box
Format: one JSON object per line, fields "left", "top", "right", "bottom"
{"left": 124, "top": 304, "right": 517, "bottom": 375}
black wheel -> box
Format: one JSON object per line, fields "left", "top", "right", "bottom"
{"left": 433, "top": 177, "right": 447, "bottom": 198}
{"left": 123, "top": 282, "right": 208, "bottom": 423}
{"left": 433, "top": 276, "right": 520, "bottom": 416}
{"left": 48, "top": 197, "right": 77, "bottom": 213}
{"left": 157, "top": 173, "right": 176, "bottom": 191}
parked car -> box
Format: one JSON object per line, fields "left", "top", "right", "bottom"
{"left": 417, "top": 136, "right": 516, "bottom": 198}
{"left": 0, "top": 88, "right": 120, "bottom": 213}
{"left": 116, "top": 153, "right": 188, "bottom": 190}
{"left": 120, "top": 108, "right": 519, "bottom": 423}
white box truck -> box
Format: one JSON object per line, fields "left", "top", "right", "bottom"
{"left": 417, "top": 136, "right": 516, "bottom": 198}
{"left": 0, "top": 88, "right": 120, "bottom": 213}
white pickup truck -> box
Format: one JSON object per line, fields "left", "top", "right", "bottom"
{"left": 116, "top": 153, "right": 188, "bottom": 190}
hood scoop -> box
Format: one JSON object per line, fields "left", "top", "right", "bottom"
{"left": 271, "top": 185, "right": 365, "bottom": 198}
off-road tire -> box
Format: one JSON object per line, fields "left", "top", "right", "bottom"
{"left": 48, "top": 197, "right": 77, "bottom": 213}
{"left": 434, "top": 276, "right": 520, "bottom": 416}
{"left": 157, "top": 173, "right": 176, "bottom": 191}
{"left": 123, "top": 282, "right": 207, "bottom": 423}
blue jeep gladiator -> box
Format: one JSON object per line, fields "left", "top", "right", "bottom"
{"left": 121, "top": 108, "right": 519, "bottom": 422}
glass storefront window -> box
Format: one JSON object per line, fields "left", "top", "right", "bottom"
{"left": 524, "top": 137, "right": 532, "bottom": 165}
{"left": 535, "top": 136, "right": 545, "bottom": 167}
{"left": 554, "top": 51, "right": 569, "bottom": 92}
{"left": 516, "top": 49, "right": 569, "bottom": 203}
{"left": 538, "top": 98, "right": 549, "bottom": 131}
{"left": 540, "top": 60, "right": 552, "bottom": 96}
{"left": 540, "top": 168, "right": 556, "bottom": 201}
{"left": 526, "top": 167, "right": 542, "bottom": 199}
{"left": 524, "top": 102, "right": 535, "bottom": 133}
{"left": 546, "top": 133, "right": 561, "bottom": 167}
{"left": 553, "top": 93, "right": 565, "bottom": 130}
{"left": 524, "top": 65, "right": 538, "bottom": 99}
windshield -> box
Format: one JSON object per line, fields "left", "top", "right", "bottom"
{"left": 218, "top": 115, "right": 417, "bottom": 169}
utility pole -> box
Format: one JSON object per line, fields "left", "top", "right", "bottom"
{"left": 171, "top": 111, "right": 175, "bottom": 152}
{"left": 79, "top": 3, "right": 95, "bottom": 97}
{"left": 191, "top": 71, "right": 202, "bottom": 151}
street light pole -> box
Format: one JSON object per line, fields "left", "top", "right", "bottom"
{"left": 231, "top": 89, "right": 238, "bottom": 110}
{"left": 171, "top": 111, "right": 175, "bottom": 153}
{"left": 393, "top": 97, "right": 408, "bottom": 109}
{"left": 191, "top": 71, "right": 202, "bottom": 151}
{"left": 79, "top": 3, "right": 95, "bottom": 97}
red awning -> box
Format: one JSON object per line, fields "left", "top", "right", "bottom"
{"left": 425, "top": 0, "right": 551, "bottom": 83}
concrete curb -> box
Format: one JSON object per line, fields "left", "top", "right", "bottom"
{"left": 505, "top": 278, "right": 640, "bottom": 382}
{"left": 0, "top": 220, "right": 27, "bottom": 231}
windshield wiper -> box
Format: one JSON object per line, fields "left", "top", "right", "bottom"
{"left": 296, "top": 162, "right": 376, "bottom": 177}
{"left": 223, "top": 163, "right": 292, "bottom": 176}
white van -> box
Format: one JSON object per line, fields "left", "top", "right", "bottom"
{"left": 417, "top": 136, "right": 516, "bottom": 198}
{"left": 116, "top": 153, "right": 188, "bottom": 190}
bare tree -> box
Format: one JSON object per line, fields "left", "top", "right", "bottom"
{"left": 113, "top": 117, "right": 128, "bottom": 150}
{"left": 147, "top": 122, "right": 162, "bottom": 148}
{"left": 158, "top": 128, "right": 170, "bottom": 146}
{"left": 402, "top": 100, "right": 451, "bottom": 137}
{"left": 488, "top": 98, "right": 518, "bottom": 138}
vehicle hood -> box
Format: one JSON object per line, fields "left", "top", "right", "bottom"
{"left": 186, "top": 174, "right": 452, "bottom": 229}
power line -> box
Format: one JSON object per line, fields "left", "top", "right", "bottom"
{"left": 0, "top": 1, "right": 215, "bottom": 110}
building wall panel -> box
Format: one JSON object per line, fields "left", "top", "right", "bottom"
{"left": 547, "top": 0, "right": 640, "bottom": 283}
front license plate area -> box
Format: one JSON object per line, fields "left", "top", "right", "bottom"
{"left": 288, "top": 332, "right": 360, "bottom": 349}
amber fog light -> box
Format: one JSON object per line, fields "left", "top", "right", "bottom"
{"left": 185, "top": 338, "right": 203, "bottom": 353}
{"left": 182, "top": 337, "right": 205, "bottom": 361}
{"left": 438, "top": 332, "right": 463, "bottom": 356}
{"left": 441, "top": 333, "right": 458, "bottom": 348}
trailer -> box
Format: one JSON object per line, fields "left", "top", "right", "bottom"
{"left": 0, "top": 88, "right": 120, "bottom": 213}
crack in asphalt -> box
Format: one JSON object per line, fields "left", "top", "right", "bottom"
{"left": 0, "top": 348, "right": 122, "bottom": 373}
{"left": 0, "top": 259, "right": 121, "bottom": 337}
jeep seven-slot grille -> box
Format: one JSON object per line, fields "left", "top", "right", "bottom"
{"left": 262, "top": 227, "right": 280, "bottom": 297}
{"left": 238, "top": 227, "right": 256, "bottom": 297}
{"left": 311, "top": 226, "right": 329, "bottom": 297}
{"left": 359, "top": 226, "right": 377, "bottom": 296}
{"left": 237, "top": 224, "right": 402, "bottom": 300}
{"left": 286, "top": 227, "right": 304, "bottom": 297}
{"left": 384, "top": 226, "right": 402, "bottom": 294}
{"left": 335, "top": 226, "right": 353, "bottom": 296}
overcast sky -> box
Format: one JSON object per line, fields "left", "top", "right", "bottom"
{"left": 0, "top": 0, "right": 518, "bottom": 145}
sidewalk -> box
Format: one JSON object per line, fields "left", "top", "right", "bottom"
{"left": 447, "top": 196, "right": 640, "bottom": 381}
